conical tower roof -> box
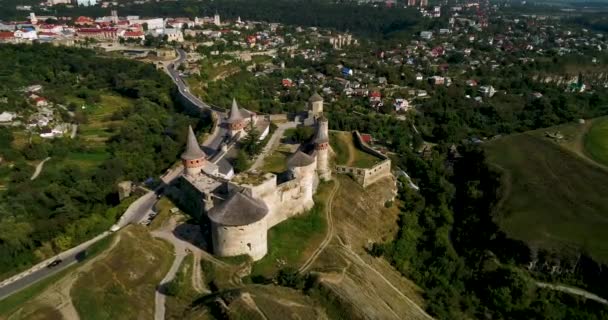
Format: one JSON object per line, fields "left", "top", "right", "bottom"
{"left": 181, "top": 126, "right": 207, "bottom": 160}
{"left": 313, "top": 117, "right": 329, "bottom": 144}
{"left": 287, "top": 150, "right": 315, "bottom": 168}
{"left": 208, "top": 192, "right": 268, "bottom": 226}
{"left": 227, "top": 98, "right": 245, "bottom": 124}
{"left": 309, "top": 92, "right": 323, "bottom": 102}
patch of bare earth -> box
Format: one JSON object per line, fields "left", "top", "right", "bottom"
{"left": 5, "top": 235, "right": 120, "bottom": 320}
{"left": 309, "top": 175, "right": 432, "bottom": 320}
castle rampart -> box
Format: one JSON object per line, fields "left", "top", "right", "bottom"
{"left": 335, "top": 131, "right": 392, "bottom": 188}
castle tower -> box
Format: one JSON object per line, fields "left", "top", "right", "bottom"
{"left": 181, "top": 126, "right": 207, "bottom": 176}
{"left": 309, "top": 93, "right": 323, "bottom": 118}
{"left": 287, "top": 151, "right": 317, "bottom": 201}
{"left": 208, "top": 192, "right": 269, "bottom": 261}
{"left": 110, "top": 10, "right": 118, "bottom": 24}
{"left": 314, "top": 117, "right": 331, "bottom": 181}
{"left": 29, "top": 13, "right": 38, "bottom": 25}
{"left": 227, "top": 98, "right": 246, "bottom": 138}
{"left": 214, "top": 13, "right": 221, "bottom": 26}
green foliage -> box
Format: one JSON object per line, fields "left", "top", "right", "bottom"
{"left": 241, "top": 122, "right": 262, "bottom": 157}
{"left": 486, "top": 132, "right": 608, "bottom": 264}
{"left": 0, "top": 44, "right": 206, "bottom": 277}
{"left": 584, "top": 117, "right": 608, "bottom": 167}
{"left": 284, "top": 127, "right": 314, "bottom": 143}
{"left": 382, "top": 146, "right": 608, "bottom": 319}
{"left": 234, "top": 150, "right": 250, "bottom": 173}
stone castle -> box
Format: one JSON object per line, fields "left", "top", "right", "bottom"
{"left": 176, "top": 94, "right": 331, "bottom": 261}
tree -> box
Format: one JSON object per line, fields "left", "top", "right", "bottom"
{"left": 241, "top": 122, "right": 262, "bottom": 156}
{"left": 234, "top": 150, "right": 249, "bottom": 173}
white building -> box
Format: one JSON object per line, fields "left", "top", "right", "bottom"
{"left": 77, "top": 0, "right": 98, "bottom": 7}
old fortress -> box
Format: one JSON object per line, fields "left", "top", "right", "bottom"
{"left": 176, "top": 94, "right": 332, "bottom": 261}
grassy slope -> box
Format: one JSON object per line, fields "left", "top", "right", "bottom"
{"left": 330, "top": 131, "right": 382, "bottom": 168}
{"left": 70, "top": 226, "right": 174, "bottom": 320}
{"left": 0, "top": 235, "right": 115, "bottom": 318}
{"left": 486, "top": 130, "right": 608, "bottom": 262}
{"left": 66, "top": 94, "right": 132, "bottom": 169}
{"left": 260, "top": 144, "right": 291, "bottom": 174}
{"left": 251, "top": 181, "right": 334, "bottom": 278}
{"left": 584, "top": 117, "right": 608, "bottom": 167}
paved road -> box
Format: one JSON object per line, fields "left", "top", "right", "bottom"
{"left": 30, "top": 157, "right": 51, "bottom": 181}
{"left": 165, "top": 49, "right": 227, "bottom": 152}
{"left": 0, "top": 162, "right": 183, "bottom": 302}
{"left": 0, "top": 231, "right": 110, "bottom": 301}
{"left": 250, "top": 121, "right": 297, "bottom": 170}
{"left": 0, "top": 48, "right": 229, "bottom": 305}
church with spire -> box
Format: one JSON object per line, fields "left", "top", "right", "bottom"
{"left": 174, "top": 95, "right": 331, "bottom": 261}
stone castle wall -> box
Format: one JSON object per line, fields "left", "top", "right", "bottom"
{"left": 335, "top": 131, "right": 392, "bottom": 188}
{"left": 211, "top": 218, "right": 268, "bottom": 261}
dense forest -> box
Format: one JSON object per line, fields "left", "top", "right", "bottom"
{"left": 0, "top": 44, "right": 207, "bottom": 277}
{"left": 377, "top": 146, "right": 608, "bottom": 319}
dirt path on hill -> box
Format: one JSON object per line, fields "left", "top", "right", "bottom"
{"left": 344, "top": 135, "right": 356, "bottom": 166}
{"left": 30, "top": 157, "right": 51, "bottom": 181}
{"left": 298, "top": 179, "right": 340, "bottom": 274}
{"left": 537, "top": 282, "right": 608, "bottom": 305}
{"left": 559, "top": 121, "right": 608, "bottom": 172}
{"left": 7, "top": 234, "right": 121, "bottom": 320}
{"left": 240, "top": 292, "right": 268, "bottom": 320}
{"left": 191, "top": 253, "right": 207, "bottom": 294}
{"left": 334, "top": 236, "right": 434, "bottom": 320}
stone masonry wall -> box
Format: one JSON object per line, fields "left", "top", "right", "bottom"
{"left": 334, "top": 131, "right": 392, "bottom": 188}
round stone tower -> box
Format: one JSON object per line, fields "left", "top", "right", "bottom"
{"left": 314, "top": 116, "right": 331, "bottom": 181}
{"left": 287, "top": 151, "right": 317, "bottom": 201}
{"left": 208, "top": 192, "right": 269, "bottom": 261}
{"left": 181, "top": 125, "right": 207, "bottom": 176}
{"left": 309, "top": 92, "right": 323, "bottom": 118}
{"left": 227, "top": 98, "right": 245, "bottom": 138}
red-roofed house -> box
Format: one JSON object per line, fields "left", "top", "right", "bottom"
{"left": 76, "top": 27, "right": 118, "bottom": 40}
{"left": 0, "top": 31, "right": 15, "bottom": 43}
{"left": 282, "top": 78, "right": 293, "bottom": 88}
{"left": 120, "top": 30, "right": 145, "bottom": 41}
{"left": 75, "top": 16, "right": 94, "bottom": 26}
{"left": 431, "top": 46, "right": 444, "bottom": 57}
{"left": 37, "top": 31, "right": 57, "bottom": 39}
{"left": 369, "top": 91, "right": 382, "bottom": 102}
{"left": 360, "top": 133, "right": 373, "bottom": 144}
{"left": 33, "top": 97, "right": 48, "bottom": 107}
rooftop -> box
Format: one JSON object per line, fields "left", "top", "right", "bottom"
{"left": 208, "top": 192, "right": 268, "bottom": 226}
{"left": 181, "top": 126, "right": 207, "bottom": 161}
{"left": 309, "top": 92, "right": 323, "bottom": 102}
{"left": 287, "top": 151, "right": 315, "bottom": 168}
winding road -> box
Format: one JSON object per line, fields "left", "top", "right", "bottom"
{"left": 0, "top": 48, "right": 224, "bottom": 304}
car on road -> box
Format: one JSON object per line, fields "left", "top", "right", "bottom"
{"left": 47, "top": 259, "right": 62, "bottom": 268}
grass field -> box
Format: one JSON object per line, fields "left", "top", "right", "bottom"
{"left": 70, "top": 226, "right": 173, "bottom": 320}
{"left": 69, "top": 94, "right": 132, "bottom": 168}
{"left": 251, "top": 181, "right": 334, "bottom": 278}
{"left": 486, "top": 129, "right": 608, "bottom": 263}
{"left": 329, "top": 131, "right": 382, "bottom": 168}
{"left": 260, "top": 144, "right": 291, "bottom": 174}
{"left": 584, "top": 117, "right": 608, "bottom": 167}
{"left": 0, "top": 235, "right": 115, "bottom": 318}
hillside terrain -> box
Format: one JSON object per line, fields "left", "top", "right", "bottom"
{"left": 485, "top": 118, "right": 608, "bottom": 263}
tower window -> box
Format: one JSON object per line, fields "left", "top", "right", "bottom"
{"left": 247, "top": 243, "right": 252, "bottom": 250}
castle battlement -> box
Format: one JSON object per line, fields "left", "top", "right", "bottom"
{"left": 177, "top": 95, "right": 330, "bottom": 261}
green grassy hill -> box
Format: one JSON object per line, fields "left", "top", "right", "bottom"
{"left": 584, "top": 117, "right": 608, "bottom": 167}
{"left": 485, "top": 120, "right": 608, "bottom": 263}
